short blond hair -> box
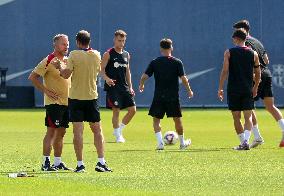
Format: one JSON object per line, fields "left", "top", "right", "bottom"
{"left": 53, "top": 34, "right": 68, "bottom": 44}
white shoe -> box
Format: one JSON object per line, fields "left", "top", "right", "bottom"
{"left": 156, "top": 143, "right": 164, "bottom": 150}
{"left": 116, "top": 135, "right": 126, "bottom": 143}
{"left": 250, "top": 138, "right": 264, "bottom": 148}
{"left": 180, "top": 139, "right": 191, "bottom": 150}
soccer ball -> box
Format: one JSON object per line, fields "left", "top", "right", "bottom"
{"left": 163, "top": 131, "right": 178, "bottom": 145}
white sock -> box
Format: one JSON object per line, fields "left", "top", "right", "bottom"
{"left": 278, "top": 119, "right": 284, "bottom": 133}
{"left": 244, "top": 130, "right": 251, "bottom": 142}
{"left": 119, "top": 123, "right": 126, "bottom": 135}
{"left": 77, "top": 161, "right": 84, "bottom": 167}
{"left": 113, "top": 128, "right": 120, "bottom": 137}
{"left": 155, "top": 131, "right": 163, "bottom": 145}
{"left": 54, "top": 157, "right": 62, "bottom": 166}
{"left": 252, "top": 124, "right": 262, "bottom": 139}
{"left": 43, "top": 156, "right": 50, "bottom": 164}
{"left": 238, "top": 133, "right": 245, "bottom": 144}
{"left": 98, "top": 157, "right": 106, "bottom": 165}
{"left": 178, "top": 134, "right": 185, "bottom": 145}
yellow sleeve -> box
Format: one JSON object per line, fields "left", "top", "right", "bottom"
{"left": 33, "top": 58, "right": 48, "bottom": 76}
{"left": 66, "top": 52, "right": 75, "bottom": 71}
{"left": 95, "top": 51, "right": 101, "bottom": 72}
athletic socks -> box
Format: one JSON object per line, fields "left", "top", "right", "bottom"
{"left": 278, "top": 119, "right": 284, "bottom": 133}
{"left": 43, "top": 156, "right": 50, "bottom": 164}
{"left": 252, "top": 124, "right": 263, "bottom": 140}
{"left": 98, "top": 158, "right": 106, "bottom": 165}
{"left": 114, "top": 123, "right": 126, "bottom": 137}
{"left": 178, "top": 134, "right": 185, "bottom": 146}
{"left": 244, "top": 130, "right": 251, "bottom": 142}
{"left": 77, "top": 161, "right": 84, "bottom": 167}
{"left": 54, "top": 157, "right": 62, "bottom": 166}
{"left": 119, "top": 123, "right": 126, "bottom": 135}
{"left": 278, "top": 119, "right": 284, "bottom": 140}
{"left": 238, "top": 133, "right": 245, "bottom": 144}
{"left": 155, "top": 131, "right": 163, "bottom": 145}
{"left": 113, "top": 128, "right": 120, "bottom": 137}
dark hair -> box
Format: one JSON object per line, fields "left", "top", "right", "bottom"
{"left": 76, "top": 30, "right": 91, "bottom": 46}
{"left": 232, "top": 28, "right": 247, "bottom": 41}
{"left": 114, "top": 30, "right": 127, "bottom": 37}
{"left": 160, "top": 38, "right": 172, "bottom": 49}
{"left": 233, "top": 20, "right": 250, "bottom": 32}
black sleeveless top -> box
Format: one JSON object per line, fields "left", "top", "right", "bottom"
{"left": 104, "top": 48, "right": 130, "bottom": 92}
{"left": 228, "top": 46, "right": 255, "bottom": 94}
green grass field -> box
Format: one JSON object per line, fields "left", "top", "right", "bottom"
{"left": 0, "top": 108, "right": 283, "bottom": 195}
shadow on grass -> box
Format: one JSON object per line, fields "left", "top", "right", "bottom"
{"left": 0, "top": 170, "right": 73, "bottom": 176}
{"left": 107, "top": 149, "right": 153, "bottom": 152}
{"left": 64, "top": 142, "right": 94, "bottom": 145}
{"left": 106, "top": 147, "right": 233, "bottom": 153}
{"left": 165, "top": 148, "right": 231, "bottom": 153}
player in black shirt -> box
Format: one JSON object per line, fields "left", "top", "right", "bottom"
{"left": 234, "top": 20, "right": 284, "bottom": 148}
{"left": 218, "top": 29, "right": 261, "bottom": 150}
{"left": 139, "top": 38, "right": 194, "bottom": 150}
{"left": 101, "top": 30, "right": 136, "bottom": 143}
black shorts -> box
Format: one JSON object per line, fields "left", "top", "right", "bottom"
{"left": 68, "top": 99, "right": 100, "bottom": 123}
{"left": 45, "top": 104, "right": 69, "bottom": 128}
{"left": 254, "top": 76, "right": 273, "bottom": 101}
{"left": 227, "top": 92, "right": 254, "bottom": 111}
{"left": 106, "top": 90, "right": 135, "bottom": 110}
{"left": 149, "top": 98, "right": 182, "bottom": 119}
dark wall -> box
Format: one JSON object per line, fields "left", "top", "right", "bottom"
{"left": 0, "top": 0, "right": 283, "bottom": 107}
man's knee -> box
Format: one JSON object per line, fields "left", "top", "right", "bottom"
{"left": 112, "top": 108, "right": 120, "bottom": 116}
{"left": 232, "top": 112, "right": 241, "bottom": 121}
{"left": 265, "top": 104, "right": 275, "bottom": 113}
{"left": 55, "top": 128, "right": 66, "bottom": 139}
{"left": 128, "top": 106, "right": 136, "bottom": 115}
{"left": 46, "top": 128, "right": 56, "bottom": 138}
{"left": 90, "top": 122, "right": 102, "bottom": 134}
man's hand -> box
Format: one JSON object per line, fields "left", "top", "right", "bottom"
{"left": 188, "top": 89, "right": 194, "bottom": 98}
{"left": 129, "top": 87, "right": 135, "bottom": 96}
{"left": 105, "top": 78, "right": 116, "bottom": 87}
{"left": 52, "top": 58, "right": 61, "bottom": 69}
{"left": 139, "top": 84, "right": 144, "bottom": 93}
{"left": 44, "top": 88, "right": 59, "bottom": 101}
{"left": 252, "top": 86, "right": 258, "bottom": 98}
{"left": 218, "top": 89, "right": 224, "bottom": 101}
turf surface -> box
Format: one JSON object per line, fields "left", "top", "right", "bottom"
{"left": 0, "top": 109, "right": 283, "bottom": 195}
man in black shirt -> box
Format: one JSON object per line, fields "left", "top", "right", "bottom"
{"left": 218, "top": 29, "right": 261, "bottom": 150}
{"left": 101, "top": 30, "right": 136, "bottom": 143}
{"left": 139, "top": 38, "right": 194, "bottom": 150}
{"left": 234, "top": 20, "right": 284, "bottom": 148}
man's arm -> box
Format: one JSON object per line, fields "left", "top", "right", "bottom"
{"left": 126, "top": 55, "right": 135, "bottom": 95}
{"left": 253, "top": 51, "right": 261, "bottom": 98}
{"left": 100, "top": 52, "right": 116, "bottom": 87}
{"left": 52, "top": 59, "right": 72, "bottom": 79}
{"left": 263, "top": 53, "right": 269, "bottom": 65}
{"left": 218, "top": 49, "right": 230, "bottom": 101}
{"left": 139, "top": 74, "right": 149, "bottom": 92}
{"left": 180, "top": 75, "right": 193, "bottom": 98}
{"left": 28, "top": 71, "right": 59, "bottom": 101}
{"left": 59, "top": 67, "right": 72, "bottom": 79}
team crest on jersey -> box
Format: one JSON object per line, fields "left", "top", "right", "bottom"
{"left": 114, "top": 62, "right": 127, "bottom": 68}
{"left": 272, "top": 64, "right": 284, "bottom": 88}
{"left": 55, "top": 120, "right": 60, "bottom": 126}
